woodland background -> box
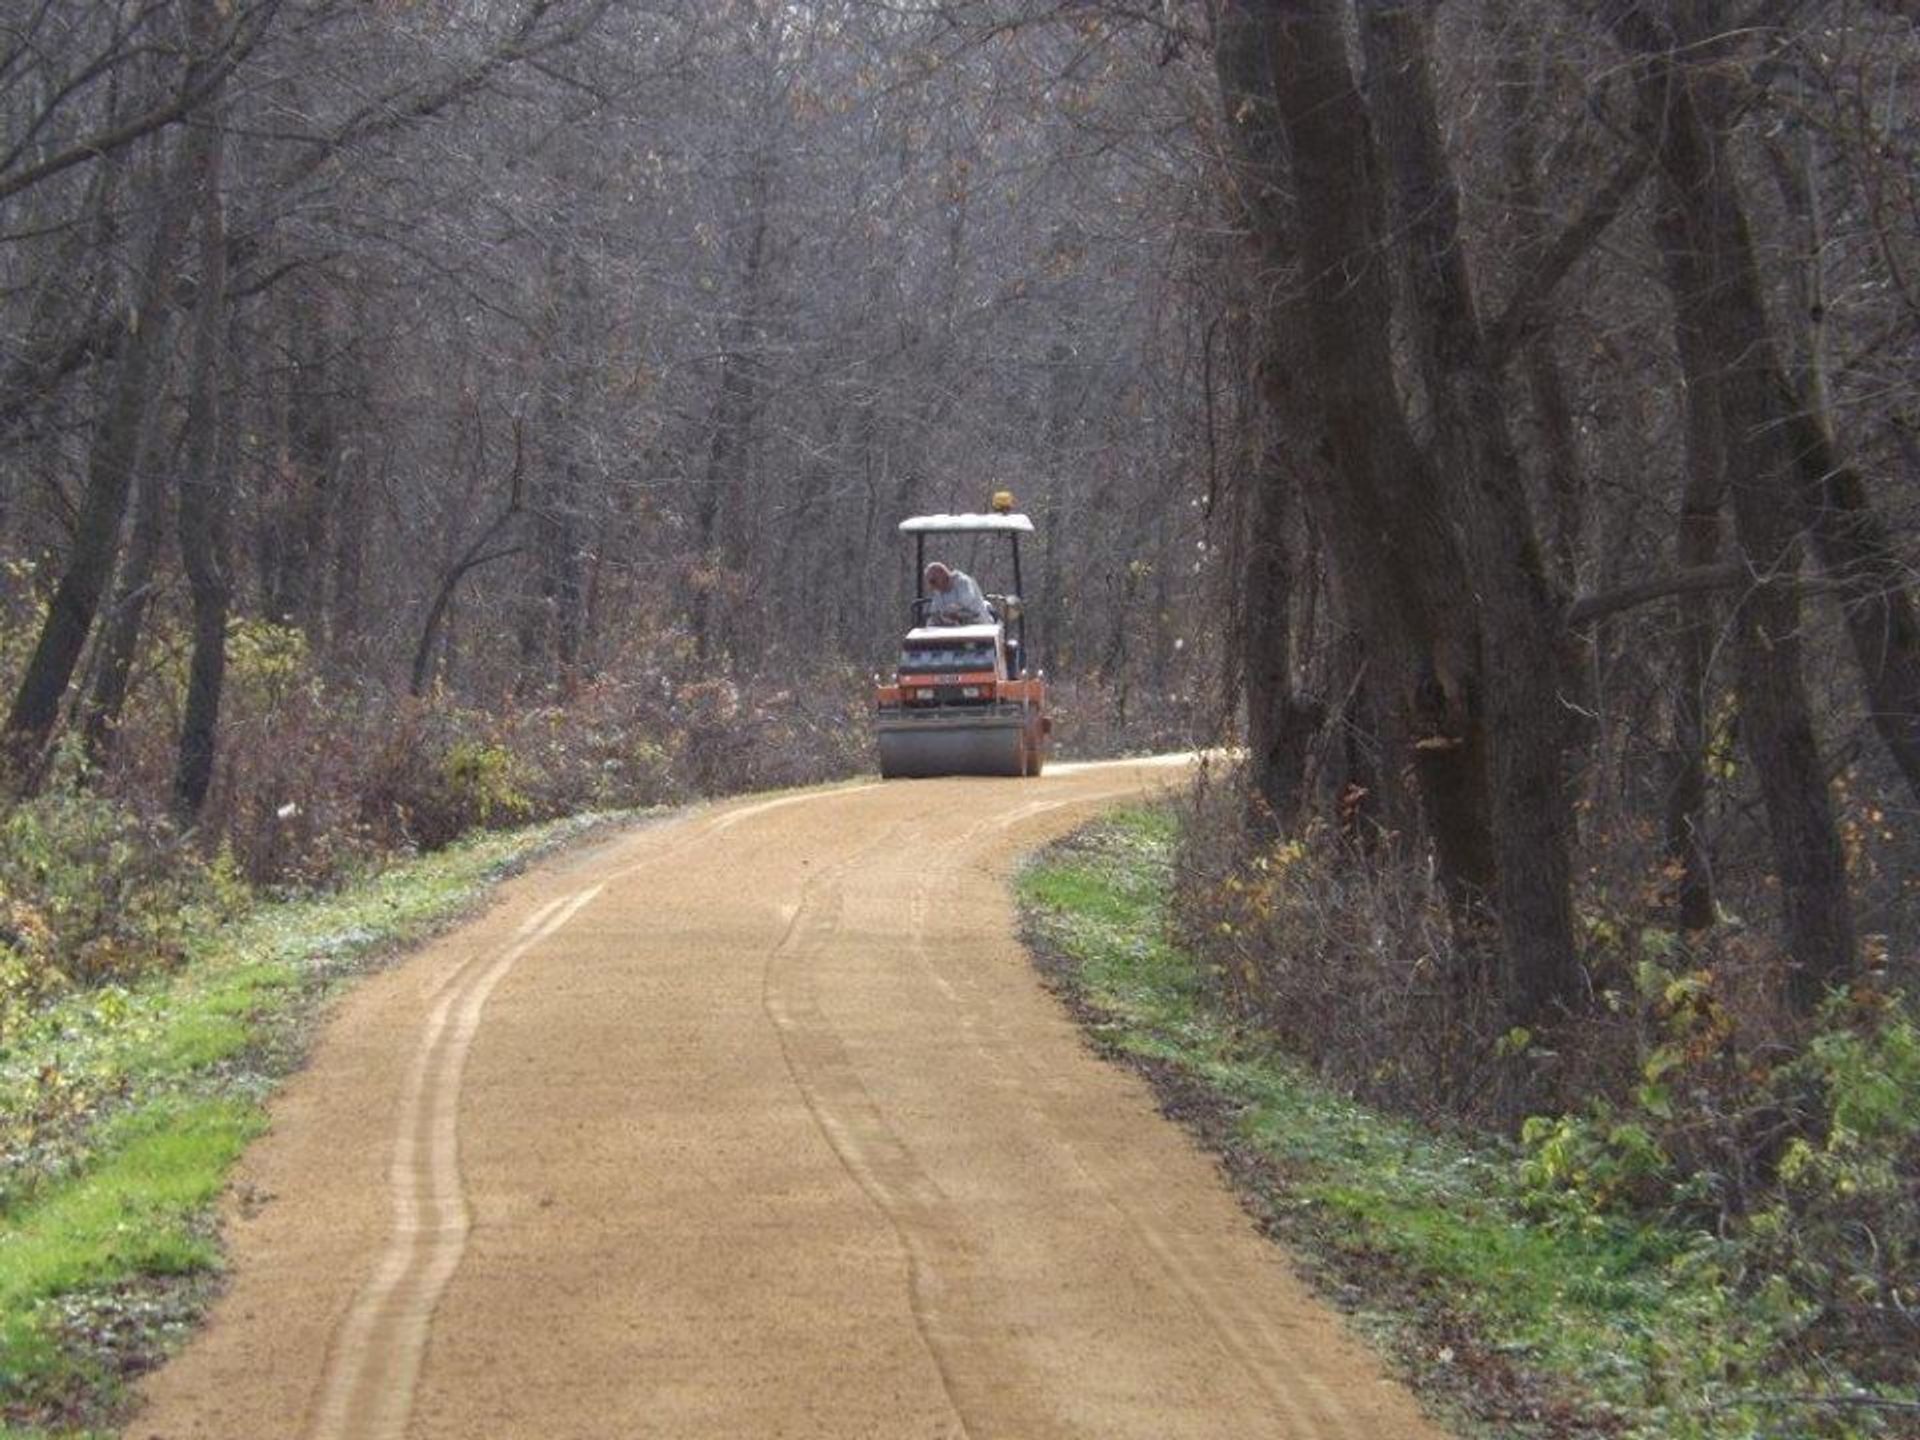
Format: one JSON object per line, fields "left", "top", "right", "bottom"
{"left": 3, "top": 0, "right": 1918, "bottom": 1427}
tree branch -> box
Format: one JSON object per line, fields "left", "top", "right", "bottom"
{"left": 0, "top": 0, "right": 284, "bottom": 207}
{"left": 1488, "top": 146, "right": 1651, "bottom": 366}
{"left": 272, "top": 0, "right": 613, "bottom": 196}
{"left": 1565, "top": 562, "right": 1744, "bottom": 627}
{"left": 410, "top": 420, "right": 528, "bottom": 696}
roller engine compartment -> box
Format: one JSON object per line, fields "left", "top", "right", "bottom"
{"left": 895, "top": 629, "right": 1003, "bottom": 707}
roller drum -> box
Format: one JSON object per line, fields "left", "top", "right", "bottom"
{"left": 877, "top": 718, "right": 1026, "bottom": 778}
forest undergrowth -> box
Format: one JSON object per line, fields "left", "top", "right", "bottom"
{"left": 0, "top": 609, "right": 846, "bottom": 1431}
{"left": 0, "top": 606, "right": 870, "bottom": 1049}
{"left": 1023, "top": 806, "right": 1920, "bottom": 1439}
{"left": 1065, "top": 766, "right": 1919, "bottom": 1438}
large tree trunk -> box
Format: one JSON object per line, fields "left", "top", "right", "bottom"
{"left": 1214, "top": 8, "right": 1351, "bottom": 839}
{"left": 1652, "top": 201, "right": 1726, "bottom": 933}
{"left": 172, "top": 0, "right": 234, "bottom": 825}
{"left": 1240, "top": 445, "right": 1323, "bottom": 834}
{"left": 1360, "top": 0, "right": 1581, "bottom": 1020}
{"left": 1218, "top": 0, "right": 1498, "bottom": 921}
{"left": 1221, "top": 0, "right": 1581, "bottom": 1014}
{"left": 1621, "top": 3, "right": 1855, "bottom": 1006}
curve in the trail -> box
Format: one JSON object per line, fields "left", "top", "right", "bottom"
{"left": 894, "top": 810, "right": 1350, "bottom": 1439}
{"left": 759, "top": 802, "right": 1086, "bottom": 1439}
{"left": 762, "top": 823, "right": 989, "bottom": 1436}
{"left": 130, "top": 761, "right": 1449, "bottom": 1440}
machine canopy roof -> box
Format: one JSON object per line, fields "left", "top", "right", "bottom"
{"left": 905, "top": 624, "right": 1000, "bottom": 643}
{"left": 899, "top": 513, "right": 1034, "bottom": 534}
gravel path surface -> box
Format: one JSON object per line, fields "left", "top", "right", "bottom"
{"left": 128, "top": 758, "right": 1446, "bottom": 1439}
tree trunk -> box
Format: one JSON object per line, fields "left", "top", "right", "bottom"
{"left": 0, "top": 92, "right": 134, "bottom": 454}
{"left": 4, "top": 140, "right": 201, "bottom": 775}
{"left": 1490, "top": 17, "right": 1586, "bottom": 587}
{"left": 694, "top": 149, "right": 773, "bottom": 663}
{"left": 1219, "top": 0, "right": 1497, "bottom": 919}
{"left": 1241, "top": 446, "right": 1323, "bottom": 834}
{"left": 328, "top": 446, "right": 368, "bottom": 665}
{"left": 1755, "top": 51, "right": 1920, "bottom": 810}
{"left": 1623, "top": 6, "right": 1855, "bottom": 1006}
{"left": 1792, "top": 420, "right": 1920, "bottom": 809}
{"left": 173, "top": 0, "right": 234, "bottom": 825}
{"left": 529, "top": 435, "right": 585, "bottom": 689}
{"left": 416, "top": 428, "right": 526, "bottom": 697}
{"left": 81, "top": 406, "right": 176, "bottom": 765}
{"left": 1361, "top": 0, "right": 1582, "bottom": 1018}
{"left": 1214, "top": 7, "right": 1343, "bottom": 839}
{"left": 260, "top": 289, "right": 335, "bottom": 633}
{"left": 1652, "top": 201, "right": 1725, "bottom": 933}
{"left": 517, "top": 248, "right": 592, "bottom": 691}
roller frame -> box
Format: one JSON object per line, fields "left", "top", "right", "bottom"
{"left": 877, "top": 505, "right": 1050, "bottom": 779}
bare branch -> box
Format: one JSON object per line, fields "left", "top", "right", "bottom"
{"left": 0, "top": 0, "right": 286, "bottom": 208}
{"left": 1565, "top": 563, "right": 1745, "bottom": 628}
{"left": 1488, "top": 146, "right": 1650, "bottom": 366}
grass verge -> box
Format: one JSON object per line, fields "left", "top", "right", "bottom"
{"left": 1016, "top": 809, "right": 1912, "bottom": 1440}
{"left": 0, "top": 810, "right": 635, "bottom": 1438}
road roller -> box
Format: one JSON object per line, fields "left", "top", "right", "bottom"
{"left": 874, "top": 494, "right": 1051, "bottom": 779}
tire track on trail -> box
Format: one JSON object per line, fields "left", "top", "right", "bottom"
{"left": 306, "top": 788, "right": 871, "bottom": 1440}
{"left": 762, "top": 782, "right": 1321, "bottom": 1440}
{"left": 761, "top": 810, "right": 1081, "bottom": 1440}
{"left": 134, "top": 762, "right": 1445, "bottom": 1440}
{"left": 305, "top": 883, "right": 605, "bottom": 1440}
{"left": 903, "top": 871, "right": 1340, "bottom": 1439}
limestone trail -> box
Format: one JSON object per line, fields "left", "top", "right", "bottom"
{"left": 132, "top": 762, "right": 1446, "bottom": 1440}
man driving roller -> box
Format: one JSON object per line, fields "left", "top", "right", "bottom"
{"left": 923, "top": 561, "right": 993, "bottom": 626}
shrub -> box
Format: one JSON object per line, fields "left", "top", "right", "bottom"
{"left": 436, "top": 740, "right": 532, "bottom": 834}
{"left": 0, "top": 762, "right": 224, "bottom": 1031}
{"left": 1512, "top": 987, "right": 1920, "bottom": 1387}
{"left": 1731, "top": 995, "right": 1920, "bottom": 1382}
{"left": 1170, "top": 762, "right": 1920, "bottom": 1396}
{"left": 1167, "top": 766, "right": 1522, "bottom": 1124}
{"left": 0, "top": 893, "right": 60, "bottom": 1047}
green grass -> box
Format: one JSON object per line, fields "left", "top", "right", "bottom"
{"left": 0, "top": 811, "right": 631, "bottom": 1436}
{"left": 1017, "top": 810, "right": 1900, "bottom": 1440}
{"left": 2, "top": 1102, "right": 256, "bottom": 1300}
